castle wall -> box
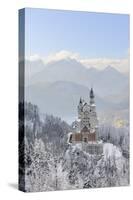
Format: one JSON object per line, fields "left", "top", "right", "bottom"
{"left": 70, "top": 132, "right": 96, "bottom": 143}
{"left": 83, "top": 143, "right": 103, "bottom": 155}
{"left": 81, "top": 132, "right": 96, "bottom": 142}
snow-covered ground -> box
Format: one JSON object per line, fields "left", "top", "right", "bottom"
{"left": 103, "top": 143, "right": 122, "bottom": 158}
{"left": 64, "top": 141, "right": 129, "bottom": 188}
{"left": 67, "top": 142, "right": 122, "bottom": 161}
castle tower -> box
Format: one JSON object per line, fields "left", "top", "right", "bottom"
{"left": 78, "top": 97, "right": 83, "bottom": 119}
{"left": 89, "top": 88, "right": 98, "bottom": 139}
{"left": 90, "top": 88, "right": 95, "bottom": 105}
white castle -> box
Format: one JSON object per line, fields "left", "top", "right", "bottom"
{"left": 68, "top": 88, "right": 103, "bottom": 155}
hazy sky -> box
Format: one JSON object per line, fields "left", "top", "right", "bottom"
{"left": 25, "top": 8, "right": 129, "bottom": 59}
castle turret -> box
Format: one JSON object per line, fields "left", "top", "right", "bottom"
{"left": 78, "top": 97, "right": 83, "bottom": 119}
{"left": 90, "top": 88, "right": 95, "bottom": 105}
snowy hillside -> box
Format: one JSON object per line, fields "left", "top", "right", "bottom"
{"left": 64, "top": 143, "right": 129, "bottom": 189}
{"left": 103, "top": 143, "right": 122, "bottom": 159}
{"left": 19, "top": 102, "right": 129, "bottom": 192}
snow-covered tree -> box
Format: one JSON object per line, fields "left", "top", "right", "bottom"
{"left": 21, "top": 102, "right": 129, "bottom": 192}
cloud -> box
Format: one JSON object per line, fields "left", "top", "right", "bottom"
{"left": 27, "top": 50, "right": 129, "bottom": 74}
{"left": 44, "top": 50, "right": 79, "bottom": 63}
{"left": 27, "top": 54, "right": 41, "bottom": 61}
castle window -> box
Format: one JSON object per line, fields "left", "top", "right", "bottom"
{"left": 84, "top": 138, "right": 87, "bottom": 143}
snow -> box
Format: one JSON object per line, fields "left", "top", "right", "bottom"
{"left": 74, "top": 143, "right": 83, "bottom": 150}
{"left": 25, "top": 120, "right": 34, "bottom": 129}
{"left": 103, "top": 143, "right": 122, "bottom": 159}
{"left": 22, "top": 103, "right": 129, "bottom": 191}
{"left": 103, "top": 143, "right": 124, "bottom": 171}
{"left": 90, "top": 103, "right": 96, "bottom": 107}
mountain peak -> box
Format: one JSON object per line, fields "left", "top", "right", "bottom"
{"left": 103, "top": 65, "right": 123, "bottom": 75}
{"left": 104, "top": 65, "right": 116, "bottom": 71}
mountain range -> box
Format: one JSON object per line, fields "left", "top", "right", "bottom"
{"left": 25, "top": 58, "right": 129, "bottom": 122}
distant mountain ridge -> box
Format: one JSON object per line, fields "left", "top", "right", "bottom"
{"left": 25, "top": 58, "right": 129, "bottom": 121}
{"left": 25, "top": 80, "right": 128, "bottom": 120}
{"left": 27, "top": 58, "right": 128, "bottom": 97}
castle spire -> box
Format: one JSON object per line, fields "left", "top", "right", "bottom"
{"left": 78, "top": 97, "right": 83, "bottom": 119}
{"left": 90, "top": 88, "right": 94, "bottom": 98}
{"left": 90, "top": 88, "right": 95, "bottom": 104}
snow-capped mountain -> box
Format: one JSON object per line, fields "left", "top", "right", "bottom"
{"left": 28, "top": 58, "right": 128, "bottom": 97}
{"left": 24, "top": 58, "right": 129, "bottom": 121}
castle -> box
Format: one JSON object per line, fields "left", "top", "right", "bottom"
{"left": 68, "top": 88, "right": 103, "bottom": 155}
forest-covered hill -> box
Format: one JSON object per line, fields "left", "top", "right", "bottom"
{"left": 19, "top": 102, "right": 129, "bottom": 192}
